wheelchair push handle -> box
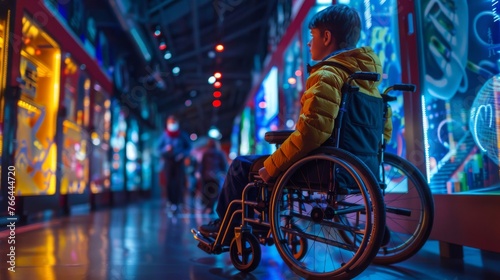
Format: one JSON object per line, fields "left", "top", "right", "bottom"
{"left": 348, "top": 72, "right": 380, "bottom": 83}
{"left": 393, "top": 84, "right": 416, "bottom": 92}
{"left": 382, "top": 83, "right": 416, "bottom": 96}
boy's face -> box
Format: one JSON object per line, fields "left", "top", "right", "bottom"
{"left": 307, "top": 28, "right": 332, "bottom": 61}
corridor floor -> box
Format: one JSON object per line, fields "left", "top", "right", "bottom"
{"left": 0, "top": 199, "right": 498, "bottom": 280}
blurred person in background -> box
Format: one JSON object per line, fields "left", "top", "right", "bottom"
{"left": 184, "top": 154, "right": 199, "bottom": 211}
{"left": 199, "top": 138, "right": 228, "bottom": 214}
{"left": 157, "top": 115, "right": 192, "bottom": 213}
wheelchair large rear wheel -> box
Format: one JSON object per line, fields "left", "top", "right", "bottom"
{"left": 374, "top": 153, "right": 434, "bottom": 264}
{"left": 269, "top": 147, "right": 385, "bottom": 280}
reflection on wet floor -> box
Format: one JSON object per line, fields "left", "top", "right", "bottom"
{"left": 0, "top": 199, "right": 498, "bottom": 280}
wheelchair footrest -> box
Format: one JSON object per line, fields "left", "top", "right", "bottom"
{"left": 191, "top": 228, "right": 214, "bottom": 254}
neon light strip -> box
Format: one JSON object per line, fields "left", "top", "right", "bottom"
{"left": 130, "top": 28, "right": 151, "bottom": 62}
{"left": 495, "top": 76, "right": 500, "bottom": 164}
{"left": 421, "top": 95, "right": 431, "bottom": 183}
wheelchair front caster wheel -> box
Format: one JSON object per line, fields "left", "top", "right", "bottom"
{"left": 229, "top": 234, "right": 261, "bottom": 273}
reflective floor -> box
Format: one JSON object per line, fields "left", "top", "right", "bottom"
{"left": 0, "top": 199, "right": 499, "bottom": 280}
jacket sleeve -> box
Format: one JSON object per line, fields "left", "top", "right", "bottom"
{"left": 263, "top": 69, "right": 343, "bottom": 177}
{"left": 157, "top": 133, "right": 167, "bottom": 154}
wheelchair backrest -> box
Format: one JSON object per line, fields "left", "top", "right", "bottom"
{"left": 315, "top": 61, "right": 384, "bottom": 176}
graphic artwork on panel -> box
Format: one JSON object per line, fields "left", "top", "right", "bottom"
{"left": 418, "top": 0, "right": 500, "bottom": 193}
{"left": 61, "top": 121, "right": 88, "bottom": 194}
{"left": 469, "top": 75, "right": 500, "bottom": 166}
{"left": 15, "top": 102, "right": 56, "bottom": 194}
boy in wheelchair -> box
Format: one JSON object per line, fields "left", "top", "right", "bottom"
{"left": 199, "top": 4, "right": 392, "bottom": 238}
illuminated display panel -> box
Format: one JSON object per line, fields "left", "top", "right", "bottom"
{"left": 254, "top": 66, "right": 279, "bottom": 155}
{"left": 126, "top": 117, "right": 141, "bottom": 191}
{"left": 239, "top": 106, "right": 255, "bottom": 155}
{"left": 141, "top": 130, "right": 153, "bottom": 191}
{"left": 282, "top": 35, "right": 304, "bottom": 130}
{"left": 416, "top": 0, "right": 500, "bottom": 193}
{"left": 89, "top": 89, "right": 111, "bottom": 193}
{"left": 229, "top": 116, "right": 241, "bottom": 159}
{"left": 15, "top": 15, "right": 61, "bottom": 195}
{"left": 60, "top": 57, "right": 89, "bottom": 195}
{"left": 110, "top": 100, "right": 126, "bottom": 191}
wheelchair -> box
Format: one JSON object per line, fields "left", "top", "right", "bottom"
{"left": 191, "top": 72, "right": 434, "bottom": 280}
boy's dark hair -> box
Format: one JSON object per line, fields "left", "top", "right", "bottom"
{"left": 308, "top": 4, "right": 361, "bottom": 49}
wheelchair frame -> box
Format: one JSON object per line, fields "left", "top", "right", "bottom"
{"left": 191, "top": 72, "right": 434, "bottom": 280}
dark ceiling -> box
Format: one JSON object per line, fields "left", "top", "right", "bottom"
{"left": 126, "top": 0, "right": 280, "bottom": 141}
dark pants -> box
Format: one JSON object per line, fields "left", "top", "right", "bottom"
{"left": 164, "top": 157, "right": 186, "bottom": 205}
{"left": 215, "top": 155, "right": 264, "bottom": 219}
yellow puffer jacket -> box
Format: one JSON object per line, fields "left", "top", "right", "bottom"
{"left": 263, "top": 46, "right": 392, "bottom": 177}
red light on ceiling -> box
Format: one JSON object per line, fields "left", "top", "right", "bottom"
{"left": 159, "top": 42, "right": 167, "bottom": 50}
{"left": 214, "top": 81, "right": 222, "bottom": 88}
{"left": 214, "top": 72, "right": 222, "bottom": 79}
{"left": 213, "top": 91, "right": 221, "bottom": 98}
{"left": 212, "top": 100, "right": 221, "bottom": 107}
{"left": 215, "top": 44, "right": 224, "bottom": 52}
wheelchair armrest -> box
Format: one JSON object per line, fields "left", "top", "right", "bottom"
{"left": 264, "top": 130, "right": 294, "bottom": 145}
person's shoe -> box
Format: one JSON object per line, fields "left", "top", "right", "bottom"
{"left": 199, "top": 219, "right": 221, "bottom": 236}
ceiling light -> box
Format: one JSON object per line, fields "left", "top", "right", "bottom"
{"left": 154, "top": 25, "right": 161, "bottom": 37}
{"left": 212, "top": 100, "right": 221, "bottom": 108}
{"left": 208, "top": 126, "right": 221, "bottom": 139}
{"left": 164, "top": 51, "right": 172, "bottom": 60}
{"left": 215, "top": 44, "right": 224, "bottom": 52}
{"left": 172, "top": 66, "right": 180, "bottom": 75}
{"left": 159, "top": 41, "right": 167, "bottom": 50}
